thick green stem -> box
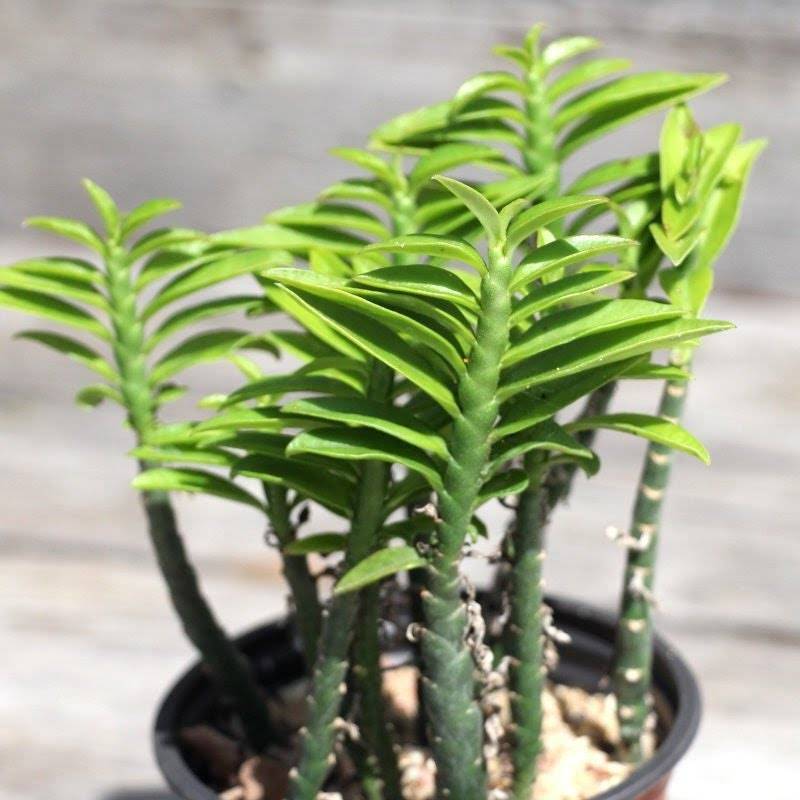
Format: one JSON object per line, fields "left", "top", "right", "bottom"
{"left": 288, "top": 364, "right": 394, "bottom": 800}
{"left": 105, "top": 245, "right": 275, "bottom": 752}
{"left": 612, "top": 367, "right": 689, "bottom": 761}
{"left": 263, "top": 483, "right": 321, "bottom": 668}
{"left": 353, "top": 586, "right": 403, "bottom": 800}
{"left": 421, "top": 244, "right": 513, "bottom": 800}
{"left": 507, "top": 456, "right": 547, "bottom": 799}
{"left": 142, "top": 488, "right": 276, "bottom": 751}
{"left": 521, "top": 63, "right": 558, "bottom": 180}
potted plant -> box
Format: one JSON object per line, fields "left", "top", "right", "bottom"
{"left": 1, "top": 24, "right": 761, "bottom": 800}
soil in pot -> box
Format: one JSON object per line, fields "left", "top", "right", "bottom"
{"left": 155, "top": 599, "right": 699, "bottom": 800}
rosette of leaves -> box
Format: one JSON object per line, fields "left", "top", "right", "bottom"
{"left": 259, "top": 177, "right": 731, "bottom": 799}
{"left": 0, "top": 181, "right": 291, "bottom": 751}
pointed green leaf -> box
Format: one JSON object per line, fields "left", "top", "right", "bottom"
{"left": 223, "top": 374, "right": 357, "bottom": 407}
{"left": 433, "top": 175, "right": 502, "bottom": 244}
{"left": 284, "top": 533, "right": 347, "bottom": 556}
{"left": 15, "top": 330, "right": 117, "bottom": 381}
{"left": 232, "top": 454, "right": 353, "bottom": 517}
{"left": 566, "top": 153, "right": 658, "bottom": 194}
{"left": 75, "top": 383, "right": 123, "bottom": 408}
{"left": 409, "top": 143, "right": 507, "bottom": 191}
{"left": 266, "top": 269, "right": 465, "bottom": 375}
{"left": 24, "top": 216, "right": 105, "bottom": 252}
{"left": 267, "top": 202, "right": 391, "bottom": 239}
{"left": 494, "top": 358, "right": 641, "bottom": 440}
{"left": 567, "top": 412, "right": 709, "bottom": 463}
{"left": 451, "top": 71, "right": 525, "bottom": 113}
{"left": 511, "top": 235, "right": 636, "bottom": 291}
{"left": 82, "top": 179, "right": 120, "bottom": 239}
{"left": 318, "top": 178, "right": 393, "bottom": 211}
{"left": 146, "top": 295, "right": 263, "bottom": 351}
{"left": 500, "top": 317, "right": 732, "bottom": 400}
{"left": 0, "top": 265, "right": 108, "bottom": 310}
{"left": 490, "top": 419, "right": 598, "bottom": 474}
{"left": 143, "top": 249, "right": 285, "bottom": 318}
{"left": 288, "top": 427, "right": 443, "bottom": 491}
{"left": 133, "top": 467, "right": 264, "bottom": 509}
{"left": 476, "top": 469, "right": 529, "bottom": 506}
{"left": 364, "top": 233, "right": 485, "bottom": 273}
{"left": 275, "top": 287, "right": 460, "bottom": 416}
{"left": 212, "top": 223, "right": 367, "bottom": 255}
{"left": 129, "top": 228, "right": 205, "bottom": 262}
{"left": 150, "top": 329, "right": 250, "bottom": 383}
{"left": 510, "top": 268, "right": 635, "bottom": 325}
{"left": 506, "top": 196, "right": 607, "bottom": 249}
{"left": 131, "top": 444, "right": 235, "bottom": 467}
{"left": 351, "top": 264, "right": 479, "bottom": 311}
{"left": 284, "top": 396, "right": 449, "bottom": 460}
{"left": 0, "top": 287, "right": 110, "bottom": 340}
{"left": 505, "top": 299, "right": 684, "bottom": 368}
{"left": 335, "top": 546, "right": 427, "bottom": 595}
{"left": 121, "top": 198, "right": 182, "bottom": 240}
{"left": 547, "top": 58, "right": 632, "bottom": 103}
{"left": 369, "top": 101, "right": 453, "bottom": 149}
{"left": 329, "top": 147, "right": 396, "bottom": 185}
{"left": 542, "top": 36, "right": 601, "bottom": 70}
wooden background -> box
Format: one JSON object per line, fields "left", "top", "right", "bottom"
{"left": 1, "top": 2, "right": 798, "bottom": 799}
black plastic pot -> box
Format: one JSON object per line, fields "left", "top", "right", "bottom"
{"left": 154, "top": 597, "right": 701, "bottom": 800}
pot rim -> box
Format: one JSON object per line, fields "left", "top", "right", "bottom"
{"left": 153, "top": 596, "right": 701, "bottom": 800}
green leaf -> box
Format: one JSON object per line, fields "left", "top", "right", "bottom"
{"left": 506, "top": 196, "right": 607, "bottom": 249}
{"left": 566, "top": 153, "right": 658, "bottom": 193}
{"left": 542, "top": 36, "right": 601, "bottom": 70}
{"left": 284, "top": 396, "right": 449, "bottom": 460}
{"left": 276, "top": 287, "right": 460, "bottom": 416}
{"left": 129, "top": 228, "right": 205, "bottom": 262}
{"left": 223, "top": 374, "right": 357, "bottom": 407}
{"left": 510, "top": 268, "right": 635, "bottom": 325}
{"left": 409, "top": 143, "right": 507, "bottom": 191}
{"left": 379, "top": 515, "right": 438, "bottom": 543}
{"left": 15, "top": 330, "right": 117, "bottom": 381}
{"left": 369, "top": 101, "right": 453, "bottom": 149}
{"left": 24, "top": 216, "right": 105, "bottom": 252}
{"left": 329, "top": 147, "right": 396, "bottom": 185}
{"left": 82, "top": 179, "right": 120, "bottom": 239}
{"left": 351, "top": 264, "right": 479, "bottom": 312}
{"left": 494, "top": 358, "right": 641, "bottom": 440}
{"left": 510, "top": 235, "right": 636, "bottom": 291}
{"left": 9, "top": 256, "right": 102, "bottom": 285}
{"left": 622, "top": 361, "right": 691, "bottom": 381}
{"left": 155, "top": 383, "right": 189, "bottom": 406}
{"left": 318, "top": 178, "right": 393, "bottom": 211}
{"left": 335, "top": 546, "right": 427, "bottom": 595}
{"left": 212, "top": 223, "right": 367, "bottom": 255}
{"left": 363, "top": 234, "right": 485, "bottom": 273}
{"left": 476, "top": 469, "right": 529, "bottom": 506}
{"left": 232, "top": 454, "right": 354, "bottom": 517}
{"left": 500, "top": 317, "right": 732, "bottom": 400}
{"left": 121, "top": 198, "right": 182, "bottom": 240}
{"left": 567, "top": 412, "right": 709, "bottom": 463}
{"left": 75, "top": 383, "right": 124, "bottom": 408}
{"left": 557, "top": 72, "right": 727, "bottom": 157}
{"left": 131, "top": 443, "right": 235, "bottom": 467}
{"left": 0, "top": 287, "right": 110, "bottom": 341}
{"left": 146, "top": 295, "right": 263, "bottom": 351}
{"left": 144, "top": 249, "right": 287, "bottom": 318}
{"left": 649, "top": 221, "right": 702, "bottom": 267}
{"left": 267, "top": 202, "right": 391, "bottom": 239}
{"left": 490, "top": 419, "right": 598, "bottom": 474}
{"left": 266, "top": 269, "right": 465, "bottom": 375}
{"left": 150, "top": 329, "right": 250, "bottom": 383}
{"left": 264, "top": 284, "right": 365, "bottom": 360}
{"left": 546, "top": 58, "right": 632, "bottom": 103}
{"left": 287, "top": 427, "right": 444, "bottom": 491}
{"left": 659, "top": 105, "right": 699, "bottom": 195}
{"left": 0, "top": 265, "right": 108, "bottom": 310}
{"left": 451, "top": 71, "right": 525, "bottom": 113}
{"left": 505, "top": 299, "right": 684, "bottom": 368}
{"left": 284, "top": 533, "right": 347, "bottom": 556}
{"left": 433, "top": 175, "right": 502, "bottom": 245}
{"left": 133, "top": 467, "right": 264, "bottom": 509}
